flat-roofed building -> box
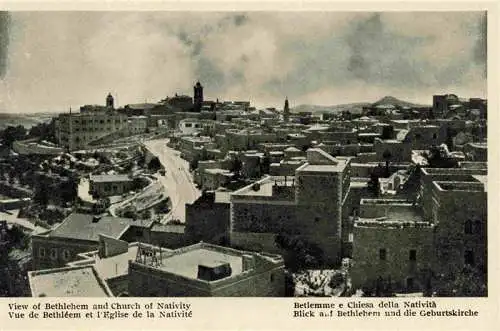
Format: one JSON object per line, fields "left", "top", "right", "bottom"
{"left": 351, "top": 199, "right": 434, "bottom": 293}
{"left": 419, "top": 167, "right": 487, "bottom": 221}
{"left": 230, "top": 148, "right": 351, "bottom": 266}
{"left": 89, "top": 174, "right": 134, "bottom": 198}
{"left": 128, "top": 242, "right": 285, "bottom": 297}
{"left": 55, "top": 107, "right": 129, "bottom": 151}
{"left": 431, "top": 181, "right": 487, "bottom": 276}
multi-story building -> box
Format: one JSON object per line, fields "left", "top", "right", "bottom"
{"left": 431, "top": 180, "right": 487, "bottom": 276}
{"left": 350, "top": 199, "right": 434, "bottom": 293}
{"left": 230, "top": 148, "right": 351, "bottom": 266}
{"left": 55, "top": 95, "right": 129, "bottom": 151}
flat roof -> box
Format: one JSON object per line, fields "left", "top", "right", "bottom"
{"left": 29, "top": 266, "right": 111, "bottom": 297}
{"left": 158, "top": 247, "right": 243, "bottom": 280}
{"left": 90, "top": 174, "right": 132, "bottom": 183}
{"left": 48, "top": 213, "right": 144, "bottom": 242}
{"left": 232, "top": 176, "right": 295, "bottom": 197}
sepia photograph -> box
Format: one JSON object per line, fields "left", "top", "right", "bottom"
{"left": 0, "top": 9, "right": 488, "bottom": 300}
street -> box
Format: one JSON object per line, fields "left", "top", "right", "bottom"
{"left": 143, "top": 138, "right": 201, "bottom": 223}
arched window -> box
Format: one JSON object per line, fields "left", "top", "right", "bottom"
{"left": 464, "top": 220, "right": 473, "bottom": 234}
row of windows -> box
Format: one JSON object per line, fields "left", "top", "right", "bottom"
{"left": 379, "top": 248, "right": 417, "bottom": 261}
{"left": 73, "top": 118, "right": 125, "bottom": 125}
{"left": 74, "top": 127, "right": 120, "bottom": 132}
{"left": 39, "top": 247, "right": 71, "bottom": 261}
{"left": 379, "top": 248, "right": 477, "bottom": 266}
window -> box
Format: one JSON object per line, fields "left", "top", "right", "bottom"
{"left": 62, "top": 249, "right": 71, "bottom": 261}
{"left": 465, "top": 220, "right": 473, "bottom": 234}
{"left": 314, "top": 217, "right": 320, "bottom": 223}
{"left": 50, "top": 248, "right": 57, "bottom": 260}
{"left": 270, "top": 273, "right": 275, "bottom": 282}
{"left": 464, "top": 250, "right": 475, "bottom": 266}
{"left": 409, "top": 249, "right": 417, "bottom": 261}
{"left": 185, "top": 123, "right": 192, "bottom": 128}
{"left": 432, "top": 133, "right": 437, "bottom": 139}
{"left": 39, "top": 247, "right": 46, "bottom": 258}
{"left": 415, "top": 133, "right": 422, "bottom": 140}
{"left": 379, "top": 248, "right": 387, "bottom": 260}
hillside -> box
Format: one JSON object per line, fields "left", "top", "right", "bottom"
{"left": 0, "top": 113, "right": 55, "bottom": 130}
{"left": 292, "top": 96, "right": 430, "bottom": 114}
{"left": 372, "top": 96, "right": 429, "bottom": 108}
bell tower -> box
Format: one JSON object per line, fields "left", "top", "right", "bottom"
{"left": 284, "top": 97, "right": 290, "bottom": 122}
{"left": 106, "top": 93, "right": 114, "bottom": 109}
{"left": 193, "top": 81, "right": 203, "bottom": 112}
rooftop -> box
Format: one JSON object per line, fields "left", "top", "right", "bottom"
{"left": 232, "top": 176, "right": 295, "bottom": 198}
{"left": 433, "top": 181, "right": 486, "bottom": 193}
{"left": 28, "top": 266, "right": 112, "bottom": 297}
{"left": 48, "top": 213, "right": 149, "bottom": 242}
{"left": 156, "top": 247, "right": 243, "bottom": 280}
{"left": 89, "top": 174, "right": 132, "bottom": 183}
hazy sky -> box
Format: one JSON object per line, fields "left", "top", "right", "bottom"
{"left": 0, "top": 11, "right": 487, "bottom": 113}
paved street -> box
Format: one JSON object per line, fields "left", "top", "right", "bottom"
{"left": 143, "top": 139, "right": 201, "bottom": 223}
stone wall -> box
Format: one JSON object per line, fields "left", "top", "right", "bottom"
{"left": 31, "top": 235, "right": 98, "bottom": 270}
{"left": 351, "top": 224, "right": 434, "bottom": 291}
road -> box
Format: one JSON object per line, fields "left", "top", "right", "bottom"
{"left": 143, "top": 139, "right": 201, "bottom": 223}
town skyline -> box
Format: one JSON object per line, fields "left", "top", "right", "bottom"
{"left": 0, "top": 11, "right": 487, "bottom": 113}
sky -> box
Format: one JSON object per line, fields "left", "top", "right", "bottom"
{"left": 0, "top": 11, "right": 487, "bottom": 113}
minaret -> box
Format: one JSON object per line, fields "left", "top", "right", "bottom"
{"left": 106, "top": 93, "right": 114, "bottom": 109}
{"left": 69, "top": 106, "right": 73, "bottom": 152}
{"left": 284, "top": 97, "right": 290, "bottom": 122}
{"left": 193, "top": 81, "right": 203, "bottom": 112}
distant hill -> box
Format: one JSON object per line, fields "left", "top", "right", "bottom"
{"left": 292, "top": 96, "right": 430, "bottom": 114}
{"left": 0, "top": 113, "right": 55, "bottom": 130}
{"left": 292, "top": 102, "right": 371, "bottom": 114}
{"left": 372, "top": 96, "right": 429, "bottom": 109}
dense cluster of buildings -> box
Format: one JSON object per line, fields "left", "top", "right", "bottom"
{"left": 0, "top": 80, "right": 487, "bottom": 297}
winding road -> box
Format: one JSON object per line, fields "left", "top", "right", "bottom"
{"left": 143, "top": 139, "right": 201, "bottom": 223}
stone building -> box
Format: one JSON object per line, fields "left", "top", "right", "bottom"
{"left": 55, "top": 108, "right": 129, "bottom": 151}
{"left": 431, "top": 181, "right": 487, "bottom": 277}
{"left": 373, "top": 138, "right": 412, "bottom": 163}
{"left": 419, "top": 167, "right": 487, "bottom": 221}
{"left": 31, "top": 213, "right": 154, "bottom": 270}
{"left": 230, "top": 148, "right": 351, "bottom": 266}
{"left": 185, "top": 191, "right": 231, "bottom": 245}
{"left": 128, "top": 242, "right": 285, "bottom": 297}
{"left": 89, "top": 174, "right": 134, "bottom": 198}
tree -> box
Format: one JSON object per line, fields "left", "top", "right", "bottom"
{"left": 260, "top": 155, "right": 271, "bottom": 175}
{"left": 1, "top": 125, "right": 27, "bottom": 148}
{"left": 189, "top": 159, "right": 199, "bottom": 171}
{"left": 382, "top": 150, "right": 392, "bottom": 177}
{"left": 148, "top": 157, "right": 162, "bottom": 172}
{"left": 433, "top": 266, "right": 487, "bottom": 297}
{"left": 275, "top": 233, "right": 324, "bottom": 271}
{"left": 368, "top": 173, "right": 380, "bottom": 197}
{"left": 34, "top": 183, "right": 50, "bottom": 206}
